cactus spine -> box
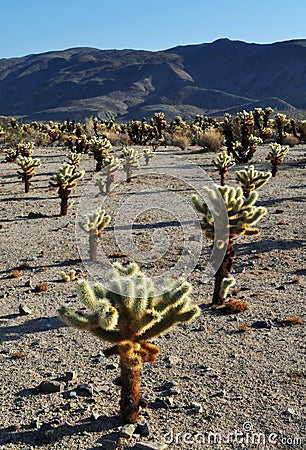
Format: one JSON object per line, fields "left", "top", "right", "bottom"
{"left": 266, "top": 143, "right": 289, "bottom": 177}
{"left": 212, "top": 150, "right": 235, "bottom": 185}
{"left": 50, "top": 164, "right": 85, "bottom": 216}
{"left": 79, "top": 208, "right": 111, "bottom": 261}
{"left": 235, "top": 165, "right": 271, "bottom": 197}
{"left": 58, "top": 263, "right": 200, "bottom": 423}
{"left": 193, "top": 185, "right": 266, "bottom": 305}
{"left": 16, "top": 156, "right": 41, "bottom": 193}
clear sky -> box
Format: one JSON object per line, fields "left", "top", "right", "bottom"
{"left": 0, "top": 0, "right": 305, "bottom": 58}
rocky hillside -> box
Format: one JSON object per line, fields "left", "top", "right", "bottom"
{"left": 0, "top": 39, "right": 305, "bottom": 121}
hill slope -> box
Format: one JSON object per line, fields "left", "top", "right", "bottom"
{"left": 0, "top": 39, "right": 305, "bottom": 121}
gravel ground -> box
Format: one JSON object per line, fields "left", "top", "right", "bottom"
{"left": 0, "top": 143, "right": 305, "bottom": 450}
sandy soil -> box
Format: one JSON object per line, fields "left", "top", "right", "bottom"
{"left": 0, "top": 143, "right": 305, "bottom": 450}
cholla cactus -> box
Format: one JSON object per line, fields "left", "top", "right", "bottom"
{"left": 16, "top": 156, "right": 41, "bottom": 193}
{"left": 79, "top": 208, "right": 111, "bottom": 261}
{"left": 88, "top": 136, "right": 112, "bottom": 171}
{"left": 192, "top": 185, "right": 266, "bottom": 305}
{"left": 121, "top": 148, "right": 141, "bottom": 182}
{"left": 266, "top": 143, "right": 289, "bottom": 177}
{"left": 66, "top": 152, "right": 81, "bottom": 171}
{"left": 235, "top": 165, "right": 272, "bottom": 197}
{"left": 17, "top": 141, "right": 35, "bottom": 157}
{"left": 50, "top": 164, "right": 85, "bottom": 216}
{"left": 5, "top": 148, "right": 18, "bottom": 162}
{"left": 58, "top": 262, "right": 200, "bottom": 423}
{"left": 143, "top": 149, "right": 155, "bottom": 166}
{"left": 96, "top": 156, "right": 122, "bottom": 195}
{"left": 212, "top": 150, "right": 235, "bottom": 185}
{"left": 60, "top": 269, "right": 76, "bottom": 282}
{"left": 275, "top": 113, "right": 288, "bottom": 145}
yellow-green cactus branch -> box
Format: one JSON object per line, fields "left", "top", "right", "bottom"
{"left": 50, "top": 163, "right": 85, "bottom": 216}
{"left": 60, "top": 269, "right": 76, "bottom": 282}
{"left": 266, "top": 143, "right": 289, "bottom": 177}
{"left": 88, "top": 136, "right": 112, "bottom": 172}
{"left": 58, "top": 262, "right": 200, "bottom": 423}
{"left": 96, "top": 156, "right": 122, "bottom": 194}
{"left": 235, "top": 165, "right": 272, "bottom": 197}
{"left": 16, "top": 141, "right": 35, "bottom": 157}
{"left": 16, "top": 155, "right": 41, "bottom": 193}
{"left": 66, "top": 152, "right": 81, "bottom": 171}
{"left": 212, "top": 150, "right": 235, "bottom": 185}
{"left": 79, "top": 208, "right": 111, "bottom": 261}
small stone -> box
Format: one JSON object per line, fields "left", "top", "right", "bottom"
{"left": 136, "top": 421, "right": 150, "bottom": 437}
{"left": 24, "top": 279, "right": 32, "bottom": 288}
{"left": 120, "top": 423, "right": 136, "bottom": 439}
{"left": 165, "top": 355, "right": 180, "bottom": 367}
{"left": 190, "top": 402, "right": 203, "bottom": 413}
{"left": 37, "top": 380, "right": 65, "bottom": 394}
{"left": 18, "top": 304, "right": 32, "bottom": 316}
{"left": 135, "top": 441, "right": 168, "bottom": 450}
{"left": 163, "top": 380, "right": 178, "bottom": 390}
{"left": 65, "top": 371, "right": 77, "bottom": 382}
{"left": 200, "top": 365, "right": 212, "bottom": 372}
{"left": 168, "top": 387, "right": 181, "bottom": 395}
{"left": 91, "top": 411, "right": 100, "bottom": 420}
{"left": 101, "top": 440, "right": 118, "bottom": 450}
{"left": 76, "top": 384, "right": 94, "bottom": 397}
{"left": 284, "top": 408, "right": 296, "bottom": 416}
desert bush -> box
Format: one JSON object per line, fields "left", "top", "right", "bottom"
{"left": 198, "top": 128, "right": 224, "bottom": 152}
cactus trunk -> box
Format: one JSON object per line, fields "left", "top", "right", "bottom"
{"left": 212, "top": 239, "right": 236, "bottom": 305}
{"left": 119, "top": 362, "right": 140, "bottom": 423}
{"left": 59, "top": 187, "right": 69, "bottom": 216}
{"left": 271, "top": 163, "right": 278, "bottom": 177}
{"left": 89, "top": 230, "right": 98, "bottom": 261}
{"left": 95, "top": 159, "right": 102, "bottom": 172}
{"left": 126, "top": 167, "right": 132, "bottom": 183}
{"left": 24, "top": 177, "right": 30, "bottom": 193}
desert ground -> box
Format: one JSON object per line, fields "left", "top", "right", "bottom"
{"left": 0, "top": 142, "right": 305, "bottom": 450}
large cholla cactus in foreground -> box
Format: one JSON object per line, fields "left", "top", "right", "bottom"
{"left": 235, "top": 165, "right": 272, "bottom": 197}
{"left": 16, "top": 156, "right": 41, "bottom": 193}
{"left": 79, "top": 208, "right": 111, "bottom": 261}
{"left": 193, "top": 185, "right": 266, "bottom": 305}
{"left": 121, "top": 148, "right": 141, "bottom": 182}
{"left": 58, "top": 263, "right": 200, "bottom": 423}
{"left": 266, "top": 143, "right": 289, "bottom": 177}
{"left": 212, "top": 150, "right": 235, "bottom": 185}
{"left": 50, "top": 164, "right": 85, "bottom": 216}
{"left": 88, "top": 136, "right": 112, "bottom": 172}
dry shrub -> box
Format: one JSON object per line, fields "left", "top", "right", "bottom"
{"left": 223, "top": 299, "right": 249, "bottom": 314}
{"left": 107, "top": 131, "right": 130, "bottom": 147}
{"left": 282, "top": 135, "right": 299, "bottom": 147}
{"left": 34, "top": 283, "right": 49, "bottom": 292}
{"left": 239, "top": 324, "right": 251, "bottom": 332}
{"left": 10, "top": 269, "right": 21, "bottom": 278}
{"left": 10, "top": 351, "right": 26, "bottom": 360}
{"left": 198, "top": 128, "right": 224, "bottom": 152}
{"left": 171, "top": 133, "right": 190, "bottom": 150}
{"left": 281, "top": 316, "right": 303, "bottom": 326}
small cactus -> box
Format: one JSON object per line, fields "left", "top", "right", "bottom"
{"left": 16, "top": 156, "right": 41, "bottom": 193}
{"left": 16, "top": 141, "right": 35, "bottom": 157}
{"left": 96, "top": 156, "right": 122, "bottom": 195}
{"left": 266, "top": 143, "right": 289, "bottom": 177}
{"left": 79, "top": 207, "right": 111, "bottom": 261}
{"left": 50, "top": 164, "right": 85, "bottom": 216}
{"left": 121, "top": 148, "right": 141, "bottom": 182}
{"left": 235, "top": 165, "right": 271, "bottom": 197}
{"left": 66, "top": 152, "right": 81, "bottom": 171}
{"left": 58, "top": 262, "right": 200, "bottom": 423}
{"left": 88, "top": 136, "right": 112, "bottom": 171}
{"left": 212, "top": 150, "right": 235, "bottom": 185}
{"left": 193, "top": 185, "right": 267, "bottom": 306}
{"left": 61, "top": 269, "right": 76, "bottom": 282}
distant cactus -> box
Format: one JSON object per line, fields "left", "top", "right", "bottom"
{"left": 96, "top": 156, "right": 122, "bottom": 195}
{"left": 58, "top": 262, "right": 200, "bottom": 423}
{"left": 16, "top": 156, "right": 41, "bottom": 193}
{"left": 193, "top": 185, "right": 266, "bottom": 306}
{"left": 143, "top": 149, "right": 155, "bottom": 166}
{"left": 17, "top": 141, "right": 35, "bottom": 157}
{"left": 121, "top": 148, "right": 141, "bottom": 182}
{"left": 88, "top": 136, "right": 112, "bottom": 171}
{"left": 50, "top": 164, "right": 85, "bottom": 216}
{"left": 66, "top": 152, "right": 81, "bottom": 171}
{"left": 235, "top": 165, "right": 271, "bottom": 197}
{"left": 212, "top": 150, "right": 235, "bottom": 185}
{"left": 79, "top": 207, "right": 111, "bottom": 261}
{"left": 266, "top": 143, "right": 289, "bottom": 177}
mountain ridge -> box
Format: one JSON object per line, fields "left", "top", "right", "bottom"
{"left": 0, "top": 39, "right": 305, "bottom": 121}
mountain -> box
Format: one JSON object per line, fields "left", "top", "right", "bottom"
{"left": 0, "top": 39, "right": 305, "bottom": 121}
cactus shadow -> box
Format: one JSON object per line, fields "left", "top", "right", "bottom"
{"left": 0, "top": 316, "right": 65, "bottom": 343}
{"left": 0, "top": 415, "right": 121, "bottom": 447}
{"left": 235, "top": 238, "right": 306, "bottom": 255}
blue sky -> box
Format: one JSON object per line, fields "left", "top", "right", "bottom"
{"left": 0, "top": 0, "right": 305, "bottom": 58}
